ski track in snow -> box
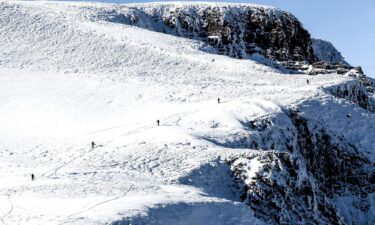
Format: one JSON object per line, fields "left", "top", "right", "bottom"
{"left": 0, "top": 195, "right": 13, "bottom": 220}
{"left": 43, "top": 147, "right": 93, "bottom": 178}
{"left": 58, "top": 184, "right": 134, "bottom": 225}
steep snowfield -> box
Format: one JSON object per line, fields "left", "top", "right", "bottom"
{"left": 0, "top": 1, "right": 374, "bottom": 225}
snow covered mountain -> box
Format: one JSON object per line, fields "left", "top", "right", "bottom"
{"left": 0, "top": 1, "right": 374, "bottom": 225}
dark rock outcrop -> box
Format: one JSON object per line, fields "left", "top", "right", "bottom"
{"left": 326, "top": 80, "right": 375, "bottom": 111}
{"left": 92, "top": 3, "right": 368, "bottom": 77}
{"left": 228, "top": 109, "right": 375, "bottom": 225}
{"left": 92, "top": 4, "right": 315, "bottom": 70}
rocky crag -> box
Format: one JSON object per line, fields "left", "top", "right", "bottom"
{"left": 229, "top": 108, "right": 375, "bottom": 224}
{"left": 91, "top": 3, "right": 368, "bottom": 77}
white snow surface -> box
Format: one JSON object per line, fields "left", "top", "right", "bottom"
{"left": 0, "top": 1, "right": 374, "bottom": 225}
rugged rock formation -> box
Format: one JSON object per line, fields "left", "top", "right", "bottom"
{"left": 92, "top": 4, "right": 315, "bottom": 70}
{"left": 228, "top": 109, "right": 375, "bottom": 225}
{"left": 91, "top": 3, "right": 368, "bottom": 77}
{"left": 327, "top": 80, "right": 375, "bottom": 112}
{"left": 312, "top": 38, "right": 348, "bottom": 65}
{"left": 162, "top": 6, "right": 315, "bottom": 63}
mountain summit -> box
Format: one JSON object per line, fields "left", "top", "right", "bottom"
{"left": 0, "top": 1, "right": 374, "bottom": 225}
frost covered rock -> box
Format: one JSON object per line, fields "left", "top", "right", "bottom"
{"left": 312, "top": 38, "right": 348, "bottom": 65}
{"left": 90, "top": 3, "right": 315, "bottom": 68}
{"left": 89, "top": 3, "right": 371, "bottom": 77}
{"left": 326, "top": 80, "right": 375, "bottom": 111}
{"left": 229, "top": 108, "right": 375, "bottom": 225}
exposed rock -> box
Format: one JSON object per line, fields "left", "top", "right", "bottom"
{"left": 311, "top": 39, "right": 349, "bottom": 65}
{"left": 326, "top": 80, "right": 375, "bottom": 111}
{"left": 92, "top": 4, "right": 314, "bottom": 70}
{"left": 91, "top": 3, "right": 371, "bottom": 79}
{"left": 228, "top": 109, "right": 375, "bottom": 225}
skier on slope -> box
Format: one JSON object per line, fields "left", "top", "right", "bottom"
{"left": 218, "top": 98, "right": 221, "bottom": 104}
{"left": 91, "top": 141, "right": 95, "bottom": 149}
{"left": 157, "top": 120, "right": 160, "bottom": 126}
{"left": 31, "top": 174, "right": 35, "bottom": 181}
{"left": 307, "top": 79, "right": 310, "bottom": 85}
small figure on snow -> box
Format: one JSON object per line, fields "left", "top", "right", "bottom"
{"left": 217, "top": 98, "right": 221, "bottom": 104}
{"left": 307, "top": 79, "right": 310, "bottom": 85}
{"left": 91, "top": 141, "right": 95, "bottom": 149}
{"left": 31, "top": 174, "right": 35, "bottom": 181}
{"left": 157, "top": 120, "right": 160, "bottom": 126}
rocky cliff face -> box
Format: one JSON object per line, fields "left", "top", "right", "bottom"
{"left": 91, "top": 3, "right": 367, "bottom": 76}
{"left": 312, "top": 38, "right": 348, "bottom": 65}
{"left": 228, "top": 108, "right": 375, "bottom": 224}
{"left": 160, "top": 5, "right": 315, "bottom": 64}
{"left": 92, "top": 3, "right": 315, "bottom": 70}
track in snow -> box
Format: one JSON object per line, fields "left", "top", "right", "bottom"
{"left": 59, "top": 184, "right": 134, "bottom": 225}
{"left": 0, "top": 194, "right": 13, "bottom": 221}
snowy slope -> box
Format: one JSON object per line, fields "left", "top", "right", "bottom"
{"left": 0, "top": 1, "right": 374, "bottom": 225}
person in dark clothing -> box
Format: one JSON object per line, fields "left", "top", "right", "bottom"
{"left": 307, "top": 79, "right": 310, "bottom": 85}
{"left": 91, "top": 141, "right": 95, "bottom": 148}
{"left": 217, "top": 98, "right": 221, "bottom": 104}
{"left": 31, "top": 174, "right": 35, "bottom": 181}
{"left": 157, "top": 120, "right": 160, "bottom": 126}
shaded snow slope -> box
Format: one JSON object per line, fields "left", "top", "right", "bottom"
{"left": 0, "top": 1, "right": 374, "bottom": 225}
